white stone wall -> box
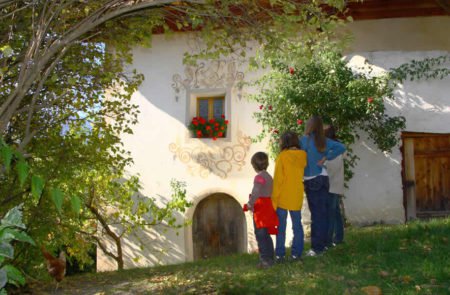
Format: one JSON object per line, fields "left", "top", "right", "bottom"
{"left": 345, "top": 51, "right": 450, "bottom": 225}
{"left": 97, "top": 16, "right": 450, "bottom": 271}
{"left": 97, "top": 33, "right": 293, "bottom": 271}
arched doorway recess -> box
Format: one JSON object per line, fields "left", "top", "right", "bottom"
{"left": 192, "top": 193, "right": 246, "bottom": 260}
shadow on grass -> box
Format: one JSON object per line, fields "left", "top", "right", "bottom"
{"left": 26, "top": 218, "right": 450, "bottom": 295}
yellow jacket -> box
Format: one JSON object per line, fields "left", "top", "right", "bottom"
{"left": 272, "top": 149, "right": 307, "bottom": 211}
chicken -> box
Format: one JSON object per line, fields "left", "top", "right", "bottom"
{"left": 41, "top": 246, "right": 66, "bottom": 290}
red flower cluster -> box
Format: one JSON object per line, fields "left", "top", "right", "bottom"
{"left": 189, "top": 115, "right": 228, "bottom": 139}
{"left": 367, "top": 97, "right": 374, "bottom": 103}
{"left": 259, "top": 105, "right": 273, "bottom": 111}
{"left": 289, "top": 67, "right": 295, "bottom": 75}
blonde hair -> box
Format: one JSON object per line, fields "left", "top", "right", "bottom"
{"left": 305, "top": 116, "right": 326, "bottom": 152}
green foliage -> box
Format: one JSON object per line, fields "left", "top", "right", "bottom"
{"left": 251, "top": 50, "right": 405, "bottom": 173}
{"left": 0, "top": 0, "right": 346, "bottom": 278}
{"left": 30, "top": 175, "right": 44, "bottom": 203}
{"left": 389, "top": 55, "right": 450, "bottom": 82}
{"left": 185, "top": 0, "right": 348, "bottom": 67}
{"left": 0, "top": 145, "right": 12, "bottom": 173}
{"left": 50, "top": 188, "right": 64, "bottom": 214}
{"left": 0, "top": 205, "right": 35, "bottom": 291}
{"left": 251, "top": 50, "right": 449, "bottom": 181}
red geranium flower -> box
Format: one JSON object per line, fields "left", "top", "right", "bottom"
{"left": 189, "top": 116, "right": 228, "bottom": 139}
{"left": 297, "top": 119, "right": 303, "bottom": 125}
{"left": 212, "top": 137, "right": 217, "bottom": 141}
{"left": 273, "top": 129, "right": 279, "bottom": 134}
{"left": 367, "top": 97, "right": 374, "bottom": 103}
{"left": 289, "top": 67, "right": 295, "bottom": 75}
{"left": 259, "top": 105, "right": 264, "bottom": 110}
{"left": 268, "top": 105, "right": 273, "bottom": 111}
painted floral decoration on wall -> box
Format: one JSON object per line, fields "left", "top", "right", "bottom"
{"left": 169, "top": 131, "right": 251, "bottom": 179}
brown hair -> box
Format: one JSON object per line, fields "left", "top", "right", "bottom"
{"left": 305, "top": 115, "right": 326, "bottom": 152}
{"left": 251, "top": 152, "right": 269, "bottom": 171}
{"left": 280, "top": 131, "right": 300, "bottom": 151}
{"left": 324, "top": 124, "right": 338, "bottom": 141}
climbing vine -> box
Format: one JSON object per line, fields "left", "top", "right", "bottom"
{"left": 389, "top": 55, "right": 450, "bottom": 83}
{"left": 250, "top": 51, "right": 449, "bottom": 180}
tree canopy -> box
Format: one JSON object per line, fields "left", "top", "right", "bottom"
{"left": 0, "top": 0, "right": 349, "bottom": 282}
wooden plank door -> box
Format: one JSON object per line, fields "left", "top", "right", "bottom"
{"left": 402, "top": 133, "right": 450, "bottom": 219}
{"left": 193, "top": 193, "right": 245, "bottom": 260}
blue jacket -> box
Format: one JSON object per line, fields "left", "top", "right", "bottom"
{"left": 300, "top": 135, "right": 346, "bottom": 177}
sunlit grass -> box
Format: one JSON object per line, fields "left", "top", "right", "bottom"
{"left": 29, "top": 218, "right": 450, "bottom": 294}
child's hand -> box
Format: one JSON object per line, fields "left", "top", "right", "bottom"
{"left": 317, "top": 157, "right": 326, "bottom": 166}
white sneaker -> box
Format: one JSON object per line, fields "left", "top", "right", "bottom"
{"left": 305, "top": 250, "right": 318, "bottom": 257}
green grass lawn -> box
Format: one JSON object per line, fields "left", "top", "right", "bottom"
{"left": 29, "top": 218, "right": 450, "bottom": 295}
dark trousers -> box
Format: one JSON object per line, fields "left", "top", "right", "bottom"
{"left": 305, "top": 175, "right": 329, "bottom": 253}
{"left": 254, "top": 221, "right": 274, "bottom": 265}
{"left": 327, "top": 193, "right": 344, "bottom": 245}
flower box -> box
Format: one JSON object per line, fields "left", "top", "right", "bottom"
{"left": 188, "top": 115, "right": 229, "bottom": 140}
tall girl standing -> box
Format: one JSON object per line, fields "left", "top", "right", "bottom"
{"left": 300, "top": 116, "right": 346, "bottom": 256}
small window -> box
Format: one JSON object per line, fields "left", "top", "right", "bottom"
{"left": 197, "top": 96, "right": 225, "bottom": 120}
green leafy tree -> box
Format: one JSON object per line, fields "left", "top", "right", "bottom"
{"left": 251, "top": 49, "right": 406, "bottom": 178}
{"left": 252, "top": 50, "right": 450, "bottom": 180}
{"left": 0, "top": 205, "right": 35, "bottom": 293}
{"left": 0, "top": 0, "right": 347, "bottom": 140}
{"left": 0, "top": 0, "right": 348, "bottom": 279}
{"left": 83, "top": 176, "right": 191, "bottom": 271}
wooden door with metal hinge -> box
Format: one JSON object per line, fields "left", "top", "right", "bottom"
{"left": 402, "top": 132, "right": 450, "bottom": 220}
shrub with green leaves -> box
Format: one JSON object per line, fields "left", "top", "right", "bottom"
{"left": 251, "top": 52, "right": 450, "bottom": 181}
{"left": 0, "top": 205, "right": 35, "bottom": 293}
{"left": 251, "top": 50, "right": 406, "bottom": 179}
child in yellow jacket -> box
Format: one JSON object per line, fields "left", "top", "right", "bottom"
{"left": 272, "top": 131, "right": 307, "bottom": 261}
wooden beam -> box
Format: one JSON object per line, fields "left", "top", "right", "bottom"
{"left": 414, "top": 150, "right": 450, "bottom": 158}
{"left": 435, "top": 0, "right": 450, "bottom": 13}
{"left": 402, "top": 132, "right": 450, "bottom": 139}
{"left": 345, "top": 0, "right": 448, "bottom": 20}
{"left": 403, "top": 138, "right": 417, "bottom": 221}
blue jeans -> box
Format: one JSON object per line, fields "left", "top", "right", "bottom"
{"left": 327, "top": 193, "right": 344, "bottom": 245}
{"left": 305, "top": 175, "right": 329, "bottom": 253}
{"left": 275, "top": 208, "right": 304, "bottom": 257}
{"left": 253, "top": 221, "right": 274, "bottom": 265}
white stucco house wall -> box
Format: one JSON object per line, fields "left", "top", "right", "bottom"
{"left": 97, "top": 15, "right": 450, "bottom": 271}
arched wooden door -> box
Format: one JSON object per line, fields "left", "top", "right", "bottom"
{"left": 193, "top": 193, "right": 246, "bottom": 260}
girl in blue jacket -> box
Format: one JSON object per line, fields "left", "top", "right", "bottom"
{"left": 300, "top": 116, "right": 346, "bottom": 256}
